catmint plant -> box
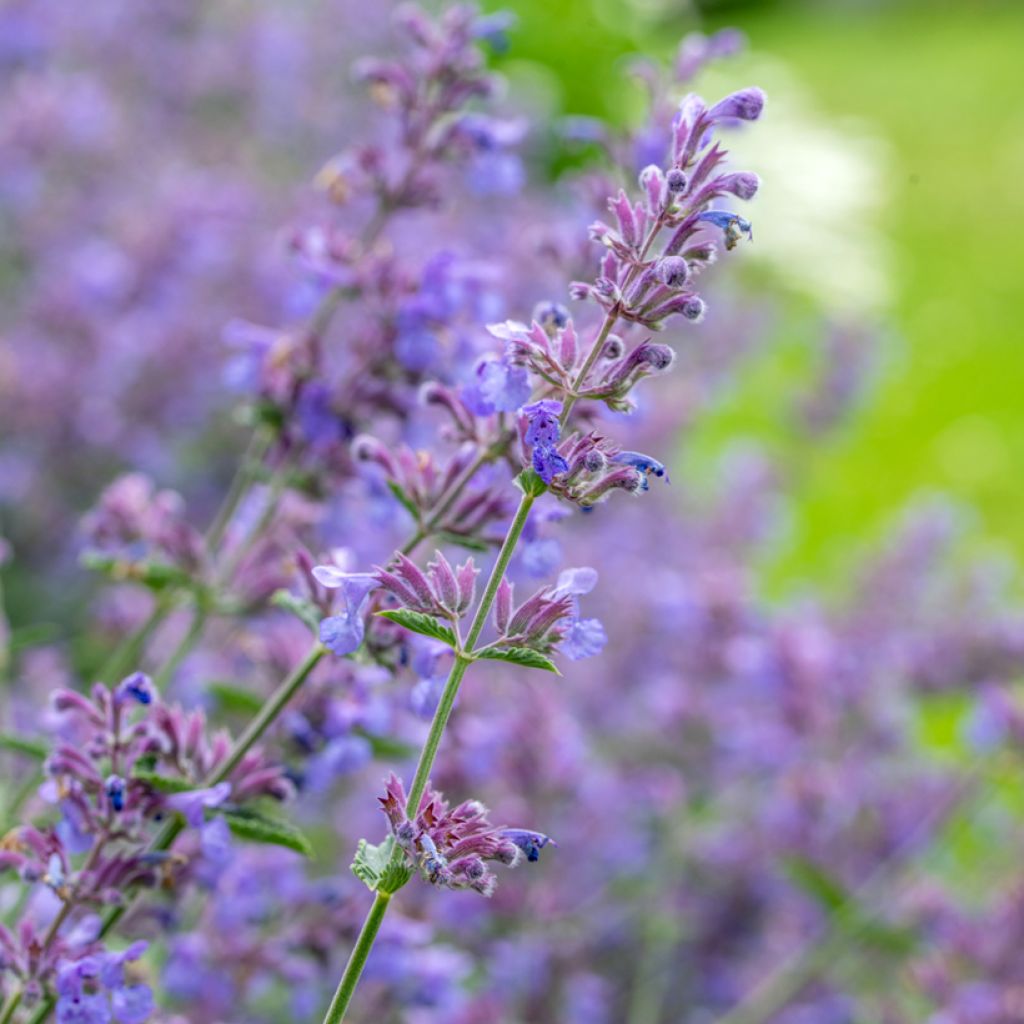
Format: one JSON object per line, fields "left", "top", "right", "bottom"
{"left": 7, "top": 5, "right": 1021, "bottom": 1024}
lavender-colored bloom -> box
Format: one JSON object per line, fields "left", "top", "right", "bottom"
{"left": 166, "top": 782, "right": 232, "bottom": 828}
{"left": 696, "top": 209, "right": 753, "bottom": 249}
{"left": 611, "top": 451, "right": 670, "bottom": 489}
{"left": 462, "top": 357, "right": 531, "bottom": 415}
{"left": 560, "top": 616, "right": 607, "bottom": 660}
{"left": 312, "top": 564, "right": 380, "bottom": 655}
{"left": 500, "top": 829, "right": 556, "bottom": 863}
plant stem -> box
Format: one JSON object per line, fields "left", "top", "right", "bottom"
{"left": 319, "top": 491, "right": 536, "bottom": 1024}
{"left": 205, "top": 642, "right": 326, "bottom": 786}
{"left": 152, "top": 605, "right": 207, "bottom": 691}
{"left": 320, "top": 891, "right": 392, "bottom": 1024}
{"left": 0, "top": 989, "right": 22, "bottom": 1024}
{"left": 205, "top": 428, "right": 274, "bottom": 553}
{"left": 406, "top": 490, "right": 535, "bottom": 811}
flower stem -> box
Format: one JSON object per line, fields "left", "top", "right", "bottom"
{"left": 205, "top": 642, "right": 327, "bottom": 786}
{"left": 319, "top": 491, "right": 536, "bottom": 1024}
{"left": 0, "top": 989, "right": 22, "bottom": 1024}
{"left": 320, "top": 891, "right": 392, "bottom": 1024}
{"left": 406, "top": 490, "right": 535, "bottom": 812}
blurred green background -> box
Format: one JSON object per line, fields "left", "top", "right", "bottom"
{"left": 491, "top": 0, "right": 1024, "bottom": 592}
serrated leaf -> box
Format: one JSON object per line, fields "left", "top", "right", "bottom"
{"left": 270, "top": 589, "right": 321, "bottom": 634}
{"left": 0, "top": 734, "right": 49, "bottom": 760}
{"left": 435, "top": 531, "right": 489, "bottom": 552}
{"left": 132, "top": 769, "right": 196, "bottom": 794}
{"left": 208, "top": 682, "right": 265, "bottom": 715}
{"left": 475, "top": 646, "right": 560, "bottom": 674}
{"left": 515, "top": 468, "right": 548, "bottom": 498}
{"left": 376, "top": 609, "right": 456, "bottom": 647}
{"left": 353, "top": 729, "right": 418, "bottom": 761}
{"left": 218, "top": 806, "right": 313, "bottom": 857}
{"left": 386, "top": 481, "right": 421, "bottom": 521}
{"left": 351, "top": 835, "right": 413, "bottom": 894}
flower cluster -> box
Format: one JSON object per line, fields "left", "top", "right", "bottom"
{"left": 379, "top": 774, "right": 552, "bottom": 897}
{"left": 5, "top": 6, "right": 1021, "bottom": 1024}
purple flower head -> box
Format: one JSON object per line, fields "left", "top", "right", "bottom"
{"left": 611, "top": 451, "right": 670, "bottom": 490}
{"left": 522, "top": 400, "right": 569, "bottom": 484}
{"left": 311, "top": 563, "right": 381, "bottom": 655}
{"left": 523, "top": 400, "right": 563, "bottom": 449}
{"left": 462, "top": 357, "right": 531, "bottom": 415}
{"left": 500, "top": 829, "right": 556, "bottom": 863}
{"left": 696, "top": 210, "right": 753, "bottom": 250}
{"left": 379, "top": 775, "right": 548, "bottom": 897}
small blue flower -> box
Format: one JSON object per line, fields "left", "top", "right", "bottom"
{"left": 696, "top": 210, "right": 753, "bottom": 250}
{"left": 166, "top": 782, "right": 231, "bottom": 828}
{"left": 462, "top": 358, "right": 531, "bottom": 415}
{"left": 501, "top": 828, "right": 556, "bottom": 863}
{"left": 311, "top": 566, "right": 380, "bottom": 656}
{"left": 560, "top": 617, "right": 607, "bottom": 661}
{"left": 523, "top": 401, "right": 569, "bottom": 484}
{"left": 115, "top": 672, "right": 153, "bottom": 706}
{"left": 523, "top": 400, "right": 563, "bottom": 448}
{"left": 611, "top": 451, "right": 670, "bottom": 491}
{"left": 532, "top": 445, "right": 570, "bottom": 484}
{"left": 105, "top": 775, "right": 126, "bottom": 813}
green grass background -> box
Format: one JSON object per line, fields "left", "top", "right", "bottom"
{"left": 493, "top": 0, "right": 1024, "bottom": 591}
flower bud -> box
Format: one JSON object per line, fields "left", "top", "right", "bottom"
{"left": 601, "top": 335, "right": 625, "bottom": 360}
{"left": 656, "top": 256, "right": 689, "bottom": 289}
{"left": 666, "top": 169, "right": 688, "bottom": 193}
{"left": 709, "top": 87, "right": 765, "bottom": 122}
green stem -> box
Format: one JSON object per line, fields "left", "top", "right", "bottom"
{"left": 406, "top": 490, "right": 535, "bottom": 812}
{"left": 320, "top": 891, "right": 392, "bottom": 1024}
{"left": 205, "top": 428, "right": 274, "bottom": 553}
{"left": 205, "top": 643, "right": 326, "bottom": 786}
{"left": 0, "top": 989, "right": 22, "bottom": 1024}
{"left": 152, "top": 606, "right": 207, "bottom": 691}
{"left": 318, "top": 491, "right": 536, "bottom": 1024}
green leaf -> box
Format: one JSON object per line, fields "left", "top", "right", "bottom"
{"left": 386, "top": 481, "right": 421, "bottom": 522}
{"left": 132, "top": 769, "right": 196, "bottom": 794}
{"left": 354, "top": 729, "right": 418, "bottom": 761}
{"left": 0, "top": 734, "right": 49, "bottom": 760}
{"left": 218, "top": 806, "right": 314, "bottom": 857}
{"left": 376, "top": 609, "right": 456, "bottom": 647}
{"left": 475, "top": 646, "right": 560, "bottom": 674}
{"left": 515, "top": 468, "right": 548, "bottom": 498}
{"left": 270, "top": 589, "right": 321, "bottom": 634}
{"left": 782, "top": 856, "right": 849, "bottom": 913}
{"left": 351, "top": 835, "right": 414, "bottom": 894}
{"left": 208, "top": 682, "right": 265, "bottom": 715}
